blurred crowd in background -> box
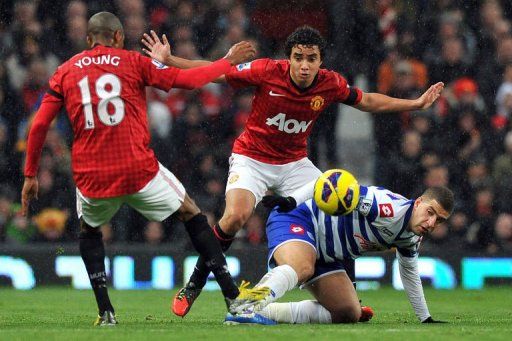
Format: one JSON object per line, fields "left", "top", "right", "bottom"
{"left": 1, "top": 0, "right": 512, "bottom": 256}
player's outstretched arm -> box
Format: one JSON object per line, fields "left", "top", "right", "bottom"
{"left": 142, "top": 30, "right": 212, "bottom": 69}
{"left": 396, "top": 251, "right": 447, "bottom": 323}
{"left": 354, "top": 82, "right": 444, "bottom": 113}
{"left": 172, "top": 42, "right": 255, "bottom": 89}
{"left": 142, "top": 31, "right": 255, "bottom": 83}
{"left": 21, "top": 93, "right": 62, "bottom": 216}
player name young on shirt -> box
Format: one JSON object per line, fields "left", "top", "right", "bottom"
{"left": 74, "top": 55, "right": 121, "bottom": 69}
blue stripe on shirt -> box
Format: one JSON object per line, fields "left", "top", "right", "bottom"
{"left": 343, "top": 215, "right": 360, "bottom": 256}
{"left": 395, "top": 201, "right": 415, "bottom": 240}
{"left": 358, "top": 213, "right": 370, "bottom": 241}
{"left": 367, "top": 198, "right": 378, "bottom": 223}
{"left": 324, "top": 215, "right": 336, "bottom": 259}
{"left": 368, "top": 223, "right": 392, "bottom": 248}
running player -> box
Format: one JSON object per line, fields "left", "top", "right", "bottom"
{"left": 21, "top": 11, "right": 264, "bottom": 326}
{"left": 141, "top": 26, "right": 444, "bottom": 317}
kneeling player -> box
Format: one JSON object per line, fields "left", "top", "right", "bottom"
{"left": 225, "top": 186, "right": 453, "bottom": 325}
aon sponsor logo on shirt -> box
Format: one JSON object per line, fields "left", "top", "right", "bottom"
{"left": 266, "top": 113, "right": 312, "bottom": 134}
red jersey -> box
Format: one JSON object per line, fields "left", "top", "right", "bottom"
{"left": 225, "top": 59, "right": 362, "bottom": 164}
{"left": 46, "top": 46, "right": 178, "bottom": 198}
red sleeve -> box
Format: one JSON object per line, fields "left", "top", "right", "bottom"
{"left": 333, "top": 72, "right": 363, "bottom": 105}
{"left": 139, "top": 54, "right": 180, "bottom": 91}
{"left": 24, "top": 93, "right": 63, "bottom": 176}
{"left": 173, "top": 58, "right": 231, "bottom": 89}
{"left": 225, "top": 58, "right": 270, "bottom": 89}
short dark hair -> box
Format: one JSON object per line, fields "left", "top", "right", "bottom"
{"left": 422, "top": 186, "right": 455, "bottom": 215}
{"left": 284, "top": 25, "right": 326, "bottom": 59}
{"left": 87, "top": 12, "right": 123, "bottom": 41}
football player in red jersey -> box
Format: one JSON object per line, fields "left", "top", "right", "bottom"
{"left": 20, "top": 12, "right": 265, "bottom": 326}
{"left": 142, "top": 26, "right": 444, "bottom": 318}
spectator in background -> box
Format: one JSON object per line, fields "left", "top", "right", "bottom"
{"left": 494, "top": 213, "right": 512, "bottom": 252}
{"left": 0, "top": 188, "right": 16, "bottom": 242}
{"left": 467, "top": 186, "right": 496, "bottom": 254}
{"left": 0, "top": 120, "right": 13, "bottom": 185}
{"left": 148, "top": 100, "right": 173, "bottom": 167}
{"left": 9, "top": 0, "right": 42, "bottom": 39}
{"left": 386, "top": 130, "right": 423, "bottom": 198}
{"left": 21, "top": 59, "right": 49, "bottom": 113}
{"left": 377, "top": 47, "right": 428, "bottom": 95}
{"left": 57, "top": 15, "right": 89, "bottom": 61}
{"left": 414, "top": 164, "right": 450, "bottom": 199}
{"left": 460, "top": 157, "right": 494, "bottom": 208}
{"left": 476, "top": 0, "right": 507, "bottom": 67}
{"left": 447, "top": 209, "right": 471, "bottom": 248}
{"left": 428, "top": 37, "right": 473, "bottom": 84}
{"left": 444, "top": 77, "right": 486, "bottom": 119}
{"left": 409, "top": 110, "right": 443, "bottom": 155}
{"left": 495, "top": 64, "right": 512, "bottom": 118}
{"left": 4, "top": 205, "right": 36, "bottom": 244}
{"left": 171, "top": 102, "right": 207, "bottom": 183}
{"left": 229, "top": 89, "right": 253, "bottom": 139}
{"left": 5, "top": 33, "right": 59, "bottom": 92}
{"left": 32, "top": 208, "right": 68, "bottom": 242}
{"left": 66, "top": 0, "right": 87, "bottom": 19}
{"left": 209, "top": 24, "right": 247, "bottom": 60}
{"left": 493, "top": 131, "right": 512, "bottom": 212}
{"left": 477, "top": 36, "right": 512, "bottom": 112}
{"left": 144, "top": 221, "right": 164, "bottom": 245}
{"left": 115, "top": 0, "right": 145, "bottom": 20}
{"left": 123, "top": 15, "right": 147, "bottom": 51}
{"left": 308, "top": 103, "right": 339, "bottom": 169}
{"left": 373, "top": 60, "right": 421, "bottom": 184}
{"left": 423, "top": 11, "right": 477, "bottom": 70}
{"left": 423, "top": 220, "right": 450, "bottom": 248}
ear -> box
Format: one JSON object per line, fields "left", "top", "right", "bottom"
{"left": 86, "top": 35, "right": 93, "bottom": 48}
{"left": 414, "top": 197, "right": 422, "bottom": 208}
{"left": 113, "top": 30, "right": 124, "bottom": 47}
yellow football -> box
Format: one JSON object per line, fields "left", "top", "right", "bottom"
{"left": 313, "top": 169, "right": 360, "bottom": 216}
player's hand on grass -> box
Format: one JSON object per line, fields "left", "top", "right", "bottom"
{"left": 262, "top": 195, "right": 297, "bottom": 212}
{"left": 141, "top": 30, "right": 171, "bottom": 64}
{"left": 416, "top": 82, "right": 444, "bottom": 110}
{"left": 21, "top": 176, "right": 38, "bottom": 216}
{"left": 224, "top": 41, "right": 256, "bottom": 66}
{"left": 422, "top": 316, "right": 447, "bottom": 324}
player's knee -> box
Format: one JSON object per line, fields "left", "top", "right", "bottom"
{"left": 295, "top": 263, "right": 315, "bottom": 283}
{"left": 176, "top": 195, "right": 201, "bottom": 221}
{"left": 221, "top": 209, "right": 251, "bottom": 232}
{"left": 330, "top": 305, "right": 361, "bottom": 324}
{"left": 79, "top": 218, "right": 100, "bottom": 234}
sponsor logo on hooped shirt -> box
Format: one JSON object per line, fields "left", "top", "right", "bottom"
{"left": 290, "top": 224, "right": 305, "bottom": 235}
{"left": 379, "top": 203, "right": 394, "bottom": 217}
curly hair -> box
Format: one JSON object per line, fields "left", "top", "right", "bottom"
{"left": 284, "top": 25, "right": 326, "bottom": 59}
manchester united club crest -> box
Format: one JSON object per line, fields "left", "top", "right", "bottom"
{"left": 310, "top": 96, "right": 324, "bottom": 111}
{"left": 228, "top": 174, "right": 239, "bottom": 184}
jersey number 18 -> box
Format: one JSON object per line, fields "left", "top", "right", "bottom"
{"left": 78, "top": 73, "right": 125, "bottom": 129}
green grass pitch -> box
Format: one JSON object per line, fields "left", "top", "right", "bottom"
{"left": 1, "top": 287, "right": 511, "bottom": 340}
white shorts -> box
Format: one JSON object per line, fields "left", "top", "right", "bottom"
{"left": 76, "top": 163, "right": 186, "bottom": 227}
{"left": 225, "top": 153, "right": 322, "bottom": 204}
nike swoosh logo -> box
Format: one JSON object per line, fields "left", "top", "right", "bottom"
{"left": 269, "top": 91, "right": 285, "bottom": 97}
